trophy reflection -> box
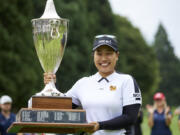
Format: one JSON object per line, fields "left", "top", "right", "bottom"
{"left": 32, "top": 1, "right": 68, "bottom": 96}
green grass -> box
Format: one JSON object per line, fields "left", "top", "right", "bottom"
{"left": 142, "top": 110, "right": 179, "bottom": 135}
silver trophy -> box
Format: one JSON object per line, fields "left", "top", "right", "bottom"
{"left": 31, "top": 0, "right": 68, "bottom": 96}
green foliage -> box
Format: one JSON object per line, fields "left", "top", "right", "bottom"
{"left": 0, "top": 0, "right": 160, "bottom": 110}
{"left": 153, "top": 24, "right": 180, "bottom": 105}
{"left": 0, "top": 0, "right": 42, "bottom": 111}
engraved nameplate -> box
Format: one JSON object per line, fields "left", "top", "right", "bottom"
{"left": 17, "top": 109, "right": 86, "bottom": 123}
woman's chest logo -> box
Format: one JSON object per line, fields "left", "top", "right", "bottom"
{"left": 110, "top": 85, "right": 117, "bottom": 91}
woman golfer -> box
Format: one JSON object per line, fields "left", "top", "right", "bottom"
{"left": 44, "top": 35, "right": 142, "bottom": 135}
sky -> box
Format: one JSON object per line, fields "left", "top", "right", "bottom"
{"left": 109, "top": 0, "right": 180, "bottom": 57}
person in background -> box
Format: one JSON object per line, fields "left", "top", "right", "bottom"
{"left": 174, "top": 106, "right": 180, "bottom": 130}
{"left": 134, "top": 108, "right": 143, "bottom": 135}
{"left": 146, "top": 92, "right": 172, "bottom": 135}
{"left": 0, "top": 95, "right": 16, "bottom": 135}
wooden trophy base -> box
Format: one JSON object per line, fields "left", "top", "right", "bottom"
{"left": 31, "top": 96, "right": 72, "bottom": 109}
{"left": 8, "top": 96, "right": 94, "bottom": 133}
{"left": 8, "top": 123, "right": 94, "bottom": 134}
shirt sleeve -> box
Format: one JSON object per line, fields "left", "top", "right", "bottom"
{"left": 99, "top": 104, "right": 141, "bottom": 130}
{"left": 65, "top": 80, "right": 81, "bottom": 106}
{"left": 122, "top": 76, "right": 142, "bottom": 106}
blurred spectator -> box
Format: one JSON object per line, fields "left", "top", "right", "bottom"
{"left": 134, "top": 108, "right": 143, "bottom": 135}
{"left": 146, "top": 92, "right": 172, "bottom": 135}
{"left": 0, "top": 95, "right": 16, "bottom": 135}
{"left": 174, "top": 106, "right": 180, "bottom": 130}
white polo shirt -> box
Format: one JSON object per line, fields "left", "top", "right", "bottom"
{"left": 65, "top": 71, "right": 142, "bottom": 135}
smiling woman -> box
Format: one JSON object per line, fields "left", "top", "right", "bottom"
{"left": 93, "top": 35, "right": 119, "bottom": 78}
{"left": 44, "top": 34, "right": 142, "bottom": 135}
{"left": 94, "top": 46, "right": 119, "bottom": 77}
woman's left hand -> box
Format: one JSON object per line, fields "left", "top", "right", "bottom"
{"left": 165, "top": 106, "right": 170, "bottom": 115}
{"left": 88, "top": 122, "right": 99, "bottom": 133}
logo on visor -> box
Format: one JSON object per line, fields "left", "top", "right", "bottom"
{"left": 98, "top": 40, "right": 111, "bottom": 44}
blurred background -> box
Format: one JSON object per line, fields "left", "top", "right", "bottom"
{"left": 0, "top": 0, "right": 179, "bottom": 134}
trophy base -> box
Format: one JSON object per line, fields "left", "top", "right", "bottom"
{"left": 32, "top": 96, "right": 72, "bottom": 109}
{"left": 8, "top": 97, "right": 94, "bottom": 134}
{"left": 8, "top": 122, "right": 94, "bottom": 133}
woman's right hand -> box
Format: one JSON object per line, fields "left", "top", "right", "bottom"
{"left": 146, "top": 104, "right": 154, "bottom": 114}
{"left": 146, "top": 104, "right": 155, "bottom": 127}
{"left": 44, "top": 72, "right": 56, "bottom": 84}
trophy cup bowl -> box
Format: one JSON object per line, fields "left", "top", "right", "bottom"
{"left": 32, "top": 18, "right": 68, "bottom": 96}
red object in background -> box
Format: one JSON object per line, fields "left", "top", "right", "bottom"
{"left": 153, "top": 92, "right": 165, "bottom": 100}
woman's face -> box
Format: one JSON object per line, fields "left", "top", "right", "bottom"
{"left": 155, "top": 99, "right": 164, "bottom": 107}
{"left": 1, "top": 103, "right": 12, "bottom": 112}
{"left": 94, "top": 45, "right": 119, "bottom": 76}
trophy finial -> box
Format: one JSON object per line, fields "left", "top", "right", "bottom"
{"left": 40, "top": 0, "right": 60, "bottom": 19}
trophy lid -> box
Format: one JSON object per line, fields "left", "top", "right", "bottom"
{"left": 32, "top": 0, "right": 69, "bottom": 22}
{"left": 40, "top": 0, "right": 60, "bottom": 19}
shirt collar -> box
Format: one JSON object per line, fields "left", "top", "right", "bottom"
{"left": 95, "top": 71, "right": 116, "bottom": 83}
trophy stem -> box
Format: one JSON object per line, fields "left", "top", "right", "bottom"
{"left": 36, "top": 80, "right": 62, "bottom": 96}
{"left": 28, "top": 81, "right": 63, "bottom": 108}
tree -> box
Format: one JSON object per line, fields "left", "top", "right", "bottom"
{"left": 0, "top": 0, "right": 42, "bottom": 111}
{"left": 153, "top": 23, "right": 180, "bottom": 105}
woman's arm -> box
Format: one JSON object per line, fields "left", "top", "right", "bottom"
{"left": 95, "top": 104, "right": 140, "bottom": 130}
{"left": 165, "top": 113, "right": 172, "bottom": 126}
{"left": 146, "top": 104, "right": 154, "bottom": 128}
{"left": 165, "top": 107, "right": 172, "bottom": 126}
{"left": 148, "top": 112, "right": 154, "bottom": 128}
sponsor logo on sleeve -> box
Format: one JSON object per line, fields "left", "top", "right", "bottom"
{"left": 133, "top": 93, "right": 141, "bottom": 97}
{"left": 133, "top": 93, "right": 141, "bottom": 100}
